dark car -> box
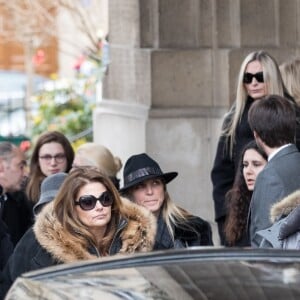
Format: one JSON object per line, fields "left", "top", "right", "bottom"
{"left": 5, "top": 247, "right": 300, "bottom": 299}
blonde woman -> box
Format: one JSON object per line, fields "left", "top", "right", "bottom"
{"left": 73, "top": 143, "right": 122, "bottom": 189}
{"left": 280, "top": 58, "right": 300, "bottom": 105}
{"left": 211, "top": 50, "right": 300, "bottom": 244}
{"left": 120, "top": 153, "right": 213, "bottom": 249}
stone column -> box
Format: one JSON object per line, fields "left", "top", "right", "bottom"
{"left": 94, "top": 0, "right": 300, "bottom": 245}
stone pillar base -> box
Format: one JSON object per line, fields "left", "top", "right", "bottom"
{"left": 93, "top": 99, "right": 149, "bottom": 180}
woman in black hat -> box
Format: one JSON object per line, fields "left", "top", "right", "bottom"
{"left": 120, "top": 153, "right": 213, "bottom": 249}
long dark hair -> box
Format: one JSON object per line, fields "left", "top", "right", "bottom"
{"left": 224, "top": 140, "right": 267, "bottom": 246}
{"left": 26, "top": 131, "right": 74, "bottom": 204}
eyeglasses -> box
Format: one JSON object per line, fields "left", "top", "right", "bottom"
{"left": 39, "top": 154, "right": 66, "bottom": 164}
{"left": 75, "top": 191, "right": 114, "bottom": 210}
{"left": 243, "top": 72, "right": 264, "bottom": 84}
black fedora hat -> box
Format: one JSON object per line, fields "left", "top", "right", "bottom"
{"left": 120, "top": 153, "right": 178, "bottom": 192}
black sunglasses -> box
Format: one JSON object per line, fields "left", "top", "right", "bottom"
{"left": 243, "top": 72, "right": 264, "bottom": 84}
{"left": 75, "top": 191, "right": 114, "bottom": 210}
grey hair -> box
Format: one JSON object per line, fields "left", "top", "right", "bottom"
{"left": 0, "top": 142, "right": 17, "bottom": 160}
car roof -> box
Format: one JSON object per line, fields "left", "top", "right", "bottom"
{"left": 6, "top": 247, "right": 300, "bottom": 299}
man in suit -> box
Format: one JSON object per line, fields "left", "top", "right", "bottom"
{"left": 248, "top": 94, "right": 300, "bottom": 245}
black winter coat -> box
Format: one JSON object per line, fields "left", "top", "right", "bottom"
{"left": 154, "top": 212, "right": 213, "bottom": 250}
{"left": 0, "top": 220, "right": 13, "bottom": 271}
{"left": 211, "top": 97, "right": 254, "bottom": 224}
{"left": 1, "top": 191, "right": 33, "bottom": 246}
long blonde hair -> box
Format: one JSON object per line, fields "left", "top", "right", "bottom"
{"left": 280, "top": 58, "right": 300, "bottom": 105}
{"left": 75, "top": 143, "right": 122, "bottom": 189}
{"left": 223, "top": 50, "right": 288, "bottom": 156}
{"left": 75, "top": 143, "right": 122, "bottom": 177}
{"left": 124, "top": 183, "right": 195, "bottom": 241}
{"left": 161, "top": 190, "right": 194, "bottom": 240}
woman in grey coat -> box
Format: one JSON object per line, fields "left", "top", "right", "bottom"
{"left": 254, "top": 189, "right": 300, "bottom": 249}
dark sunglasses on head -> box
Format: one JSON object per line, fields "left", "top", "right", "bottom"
{"left": 75, "top": 191, "right": 114, "bottom": 210}
{"left": 243, "top": 71, "right": 264, "bottom": 84}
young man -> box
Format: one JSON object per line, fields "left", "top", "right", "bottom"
{"left": 248, "top": 94, "right": 300, "bottom": 245}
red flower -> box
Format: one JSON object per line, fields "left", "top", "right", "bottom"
{"left": 32, "top": 49, "right": 45, "bottom": 66}
{"left": 73, "top": 55, "right": 86, "bottom": 71}
{"left": 20, "top": 140, "right": 31, "bottom": 152}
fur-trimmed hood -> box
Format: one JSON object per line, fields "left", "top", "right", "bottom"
{"left": 270, "top": 190, "right": 300, "bottom": 223}
{"left": 33, "top": 197, "right": 156, "bottom": 264}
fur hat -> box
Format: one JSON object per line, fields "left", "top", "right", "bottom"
{"left": 120, "top": 153, "right": 177, "bottom": 192}
{"left": 33, "top": 172, "right": 67, "bottom": 215}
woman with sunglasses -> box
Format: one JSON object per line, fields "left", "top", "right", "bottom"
{"left": 280, "top": 57, "right": 300, "bottom": 105}
{"left": 0, "top": 167, "right": 156, "bottom": 297}
{"left": 211, "top": 50, "right": 300, "bottom": 245}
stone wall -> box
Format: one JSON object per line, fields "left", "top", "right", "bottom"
{"left": 94, "top": 0, "right": 300, "bottom": 244}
